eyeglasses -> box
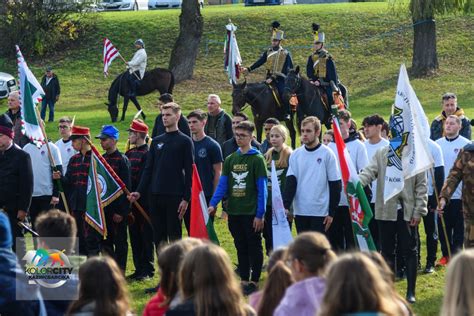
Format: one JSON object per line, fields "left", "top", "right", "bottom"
{"left": 58, "top": 125, "right": 70, "bottom": 129}
{"left": 235, "top": 133, "right": 250, "bottom": 139}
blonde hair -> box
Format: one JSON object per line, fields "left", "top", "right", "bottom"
{"left": 441, "top": 249, "right": 474, "bottom": 316}
{"left": 318, "top": 253, "right": 405, "bottom": 316}
{"left": 265, "top": 125, "right": 292, "bottom": 168}
{"left": 161, "top": 102, "right": 181, "bottom": 114}
{"left": 179, "top": 243, "right": 250, "bottom": 316}
{"left": 301, "top": 116, "right": 321, "bottom": 133}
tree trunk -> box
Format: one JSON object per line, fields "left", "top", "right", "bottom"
{"left": 168, "top": 0, "right": 203, "bottom": 83}
{"left": 411, "top": 19, "right": 438, "bottom": 77}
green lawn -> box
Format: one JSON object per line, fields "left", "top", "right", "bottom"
{"left": 2, "top": 2, "right": 472, "bottom": 315}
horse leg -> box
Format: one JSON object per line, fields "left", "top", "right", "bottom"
{"left": 286, "top": 113, "right": 297, "bottom": 149}
{"left": 130, "top": 96, "right": 146, "bottom": 120}
{"left": 255, "top": 119, "right": 263, "bottom": 144}
{"left": 121, "top": 97, "right": 129, "bottom": 121}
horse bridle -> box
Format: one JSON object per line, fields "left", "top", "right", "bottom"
{"left": 236, "top": 84, "right": 269, "bottom": 113}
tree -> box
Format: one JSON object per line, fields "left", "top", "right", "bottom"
{"left": 169, "top": 0, "right": 204, "bottom": 83}
{"left": 409, "top": 0, "right": 472, "bottom": 77}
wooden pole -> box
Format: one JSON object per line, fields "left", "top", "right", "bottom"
{"left": 118, "top": 53, "right": 141, "bottom": 80}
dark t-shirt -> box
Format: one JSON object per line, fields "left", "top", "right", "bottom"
{"left": 193, "top": 136, "right": 223, "bottom": 198}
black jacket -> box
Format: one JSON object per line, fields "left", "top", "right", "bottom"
{"left": 5, "top": 110, "right": 29, "bottom": 148}
{"left": 62, "top": 151, "right": 91, "bottom": 212}
{"left": 204, "top": 110, "right": 233, "bottom": 148}
{"left": 102, "top": 150, "right": 131, "bottom": 216}
{"left": 40, "top": 74, "right": 60, "bottom": 101}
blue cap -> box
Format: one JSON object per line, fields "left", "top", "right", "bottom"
{"left": 95, "top": 125, "right": 119, "bottom": 140}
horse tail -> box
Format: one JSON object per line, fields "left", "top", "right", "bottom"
{"left": 167, "top": 70, "right": 175, "bottom": 94}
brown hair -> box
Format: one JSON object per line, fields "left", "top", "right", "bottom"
{"left": 265, "top": 125, "right": 292, "bottom": 168}
{"left": 67, "top": 256, "right": 130, "bottom": 316}
{"left": 179, "top": 244, "right": 249, "bottom": 316}
{"left": 161, "top": 102, "right": 181, "bottom": 114}
{"left": 58, "top": 116, "right": 73, "bottom": 124}
{"left": 187, "top": 109, "right": 208, "bottom": 121}
{"left": 338, "top": 109, "right": 352, "bottom": 123}
{"left": 446, "top": 114, "right": 461, "bottom": 125}
{"left": 318, "top": 253, "right": 404, "bottom": 316}
{"left": 301, "top": 116, "right": 321, "bottom": 133}
{"left": 235, "top": 121, "right": 255, "bottom": 134}
{"left": 287, "top": 232, "right": 335, "bottom": 277}
{"left": 35, "top": 209, "right": 77, "bottom": 254}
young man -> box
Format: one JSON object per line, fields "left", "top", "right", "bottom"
{"left": 204, "top": 94, "right": 233, "bottom": 148}
{"left": 431, "top": 93, "right": 471, "bottom": 141}
{"left": 40, "top": 66, "right": 60, "bottom": 122}
{"left": 55, "top": 116, "right": 77, "bottom": 174}
{"left": 125, "top": 119, "right": 154, "bottom": 280}
{"left": 0, "top": 113, "right": 33, "bottom": 258}
{"left": 362, "top": 114, "right": 389, "bottom": 250}
{"left": 208, "top": 121, "right": 267, "bottom": 295}
{"left": 94, "top": 125, "right": 131, "bottom": 271}
{"left": 328, "top": 110, "right": 368, "bottom": 251}
{"left": 435, "top": 115, "right": 470, "bottom": 263}
{"left": 222, "top": 112, "right": 261, "bottom": 158}
{"left": 151, "top": 93, "right": 190, "bottom": 138}
{"left": 261, "top": 117, "right": 280, "bottom": 154}
{"left": 130, "top": 103, "right": 194, "bottom": 245}
{"left": 284, "top": 116, "right": 341, "bottom": 235}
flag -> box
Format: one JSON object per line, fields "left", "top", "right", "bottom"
{"left": 86, "top": 146, "right": 126, "bottom": 237}
{"left": 384, "top": 64, "right": 433, "bottom": 202}
{"left": 332, "top": 118, "right": 376, "bottom": 251}
{"left": 16, "top": 45, "right": 45, "bottom": 147}
{"left": 271, "top": 161, "right": 293, "bottom": 249}
{"left": 224, "top": 22, "right": 242, "bottom": 84}
{"left": 103, "top": 38, "right": 120, "bottom": 76}
{"left": 190, "top": 164, "right": 219, "bottom": 244}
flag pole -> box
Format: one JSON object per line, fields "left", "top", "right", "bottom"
{"left": 430, "top": 167, "right": 452, "bottom": 258}
{"left": 117, "top": 53, "right": 141, "bottom": 81}
{"left": 84, "top": 138, "right": 152, "bottom": 225}
{"left": 34, "top": 107, "right": 71, "bottom": 215}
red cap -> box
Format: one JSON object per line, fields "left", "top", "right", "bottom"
{"left": 127, "top": 120, "right": 149, "bottom": 134}
{"left": 70, "top": 125, "right": 90, "bottom": 139}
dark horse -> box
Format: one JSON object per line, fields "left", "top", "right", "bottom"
{"left": 232, "top": 81, "right": 297, "bottom": 149}
{"left": 106, "top": 68, "right": 174, "bottom": 122}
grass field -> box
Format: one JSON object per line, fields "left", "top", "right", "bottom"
{"left": 1, "top": 2, "right": 473, "bottom": 315}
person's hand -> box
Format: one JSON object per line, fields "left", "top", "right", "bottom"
{"left": 125, "top": 61, "right": 129, "bottom": 65}
{"left": 208, "top": 206, "right": 216, "bottom": 216}
{"left": 52, "top": 170, "right": 61, "bottom": 180}
{"left": 17, "top": 210, "right": 27, "bottom": 222}
{"left": 50, "top": 196, "right": 59, "bottom": 205}
{"left": 313, "top": 80, "right": 321, "bottom": 86}
{"left": 323, "top": 216, "right": 333, "bottom": 231}
{"left": 242, "top": 67, "right": 249, "bottom": 75}
{"left": 410, "top": 217, "right": 421, "bottom": 226}
{"left": 265, "top": 78, "right": 273, "bottom": 84}
{"left": 253, "top": 217, "right": 264, "bottom": 232}
{"left": 113, "top": 214, "right": 123, "bottom": 223}
{"left": 55, "top": 96, "right": 59, "bottom": 102}
{"left": 177, "top": 200, "right": 188, "bottom": 220}
{"left": 437, "top": 198, "right": 447, "bottom": 216}
{"left": 128, "top": 192, "right": 140, "bottom": 203}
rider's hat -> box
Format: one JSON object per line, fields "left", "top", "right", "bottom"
{"left": 135, "top": 39, "right": 145, "bottom": 48}
{"left": 271, "top": 21, "right": 284, "bottom": 41}
{"left": 312, "top": 23, "right": 325, "bottom": 43}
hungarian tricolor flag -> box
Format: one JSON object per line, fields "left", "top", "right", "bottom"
{"left": 86, "top": 146, "right": 126, "bottom": 237}
{"left": 16, "top": 45, "right": 45, "bottom": 147}
{"left": 332, "top": 117, "right": 376, "bottom": 251}
{"left": 190, "top": 164, "right": 219, "bottom": 244}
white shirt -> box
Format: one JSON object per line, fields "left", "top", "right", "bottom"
{"left": 55, "top": 138, "right": 77, "bottom": 174}
{"left": 329, "top": 138, "right": 369, "bottom": 206}
{"left": 23, "top": 142, "right": 62, "bottom": 197}
{"left": 364, "top": 138, "right": 390, "bottom": 203}
{"left": 436, "top": 135, "right": 470, "bottom": 200}
{"left": 426, "top": 139, "right": 444, "bottom": 196}
{"left": 128, "top": 48, "right": 147, "bottom": 79}
{"left": 287, "top": 144, "right": 341, "bottom": 216}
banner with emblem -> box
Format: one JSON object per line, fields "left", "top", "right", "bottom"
{"left": 86, "top": 146, "right": 126, "bottom": 237}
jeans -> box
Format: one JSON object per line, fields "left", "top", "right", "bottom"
{"left": 41, "top": 99, "right": 55, "bottom": 122}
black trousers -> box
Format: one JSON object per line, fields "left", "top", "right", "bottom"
{"left": 369, "top": 203, "right": 381, "bottom": 251}
{"left": 72, "top": 210, "right": 87, "bottom": 256}
{"left": 439, "top": 199, "right": 464, "bottom": 257}
{"left": 29, "top": 196, "right": 53, "bottom": 247}
{"left": 328, "top": 206, "right": 355, "bottom": 251}
{"left": 129, "top": 205, "right": 155, "bottom": 276}
{"left": 294, "top": 215, "right": 325, "bottom": 234}
{"left": 378, "top": 210, "right": 418, "bottom": 273}
{"left": 263, "top": 206, "right": 293, "bottom": 255}
{"left": 5, "top": 209, "right": 26, "bottom": 260}
{"left": 149, "top": 194, "right": 182, "bottom": 246}
{"left": 422, "top": 195, "right": 438, "bottom": 265}
{"left": 228, "top": 215, "right": 263, "bottom": 283}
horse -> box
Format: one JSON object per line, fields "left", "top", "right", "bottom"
{"left": 106, "top": 67, "right": 175, "bottom": 122}
{"left": 231, "top": 80, "right": 297, "bottom": 149}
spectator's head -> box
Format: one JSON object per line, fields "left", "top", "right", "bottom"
{"left": 35, "top": 209, "right": 77, "bottom": 255}
{"left": 187, "top": 109, "right": 207, "bottom": 136}
{"left": 231, "top": 112, "right": 248, "bottom": 134}
{"left": 161, "top": 102, "right": 181, "bottom": 129}
{"left": 322, "top": 130, "right": 334, "bottom": 146}
{"left": 158, "top": 238, "right": 203, "bottom": 305}
{"left": 7, "top": 91, "right": 20, "bottom": 113}
{"left": 179, "top": 243, "right": 250, "bottom": 316}
{"left": 207, "top": 94, "right": 222, "bottom": 116}
{"left": 158, "top": 93, "right": 174, "bottom": 108}
{"left": 45, "top": 66, "right": 53, "bottom": 77}
{"left": 0, "top": 114, "right": 14, "bottom": 151}
{"left": 96, "top": 125, "right": 119, "bottom": 153}
{"left": 264, "top": 117, "right": 280, "bottom": 140}
{"left": 68, "top": 256, "right": 130, "bottom": 316}
{"left": 442, "top": 92, "right": 457, "bottom": 116}
{"left": 235, "top": 121, "right": 255, "bottom": 149}
{"left": 319, "top": 253, "right": 403, "bottom": 316}
{"left": 127, "top": 119, "right": 148, "bottom": 145}
{"left": 300, "top": 116, "right": 321, "bottom": 147}
{"left": 337, "top": 110, "right": 352, "bottom": 137}
{"left": 58, "top": 117, "right": 73, "bottom": 140}
{"left": 287, "top": 232, "right": 335, "bottom": 281}
{"left": 441, "top": 249, "right": 474, "bottom": 316}
{"left": 444, "top": 115, "right": 462, "bottom": 138}
{"left": 0, "top": 211, "right": 12, "bottom": 249}
{"left": 265, "top": 125, "right": 292, "bottom": 168}
{"left": 381, "top": 121, "right": 389, "bottom": 140}
{"left": 362, "top": 114, "right": 385, "bottom": 141}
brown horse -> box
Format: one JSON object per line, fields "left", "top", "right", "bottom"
{"left": 106, "top": 68, "right": 174, "bottom": 122}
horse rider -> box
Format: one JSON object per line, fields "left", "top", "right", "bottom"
{"left": 126, "top": 39, "right": 147, "bottom": 97}
{"left": 242, "top": 21, "right": 294, "bottom": 121}
{"left": 306, "top": 24, "right": 340, "bottom": 109}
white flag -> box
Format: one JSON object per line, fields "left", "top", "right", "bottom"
{"left": 384, "top": 64, "right": 433, "bottom": 202}
{"left": 271, "top": 161, "right": 293, "bottom": 249}
{"left": 224, "top": 23, "right": 242, "bottom": 84}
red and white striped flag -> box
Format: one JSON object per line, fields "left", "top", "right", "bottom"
{"left": 103, "top": 38, "right": 120, "bottom": 76}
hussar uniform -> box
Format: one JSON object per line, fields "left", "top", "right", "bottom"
{"left": 127, "top": 39, "right": 147, "bottom": 97}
